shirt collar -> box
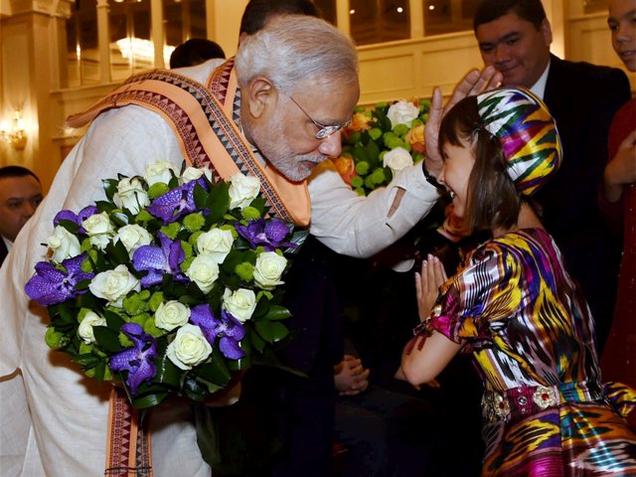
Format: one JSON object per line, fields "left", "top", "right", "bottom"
{"left": 2, "top": 236, "right": 12, "bottom": 252}
{"left": 530, "top": 59, "right": 551, "bottom": 100}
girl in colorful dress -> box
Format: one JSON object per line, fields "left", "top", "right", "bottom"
{"left": 399, "top": 88, "right": 636, "bottom": 476}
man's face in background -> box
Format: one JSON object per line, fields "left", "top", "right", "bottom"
{"left": 0, "top": 175, "right": 43, "bottom": 241}
{"left": 475, "top": 11, "right": 552, "bottom": 88}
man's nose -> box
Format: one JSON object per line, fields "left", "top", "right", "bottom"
{"left": 318, "top": 130, "right": 342, "bottom": 158}
{"left": 616, "top": 23, "right": 631, "bottom": 43}
{"left": 494, "top": 44, "right": 510, "bottom": 65}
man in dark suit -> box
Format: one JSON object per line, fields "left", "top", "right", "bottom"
{"left": 473, "top": 0, "right": 631, "bottom": 352}
{"left": 0, "top": 166, "right": 42, "bottom": 267}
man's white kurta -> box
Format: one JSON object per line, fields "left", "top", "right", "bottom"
{"left": 0, "top": 60, "right": 438, "bottom": 477}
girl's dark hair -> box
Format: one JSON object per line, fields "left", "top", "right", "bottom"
{"left": 438, "top": 95, "right": 520, "bottom": 234}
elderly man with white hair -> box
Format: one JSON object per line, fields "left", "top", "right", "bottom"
{"left": 0, "top": 13, "right": 499, "bottom": 477}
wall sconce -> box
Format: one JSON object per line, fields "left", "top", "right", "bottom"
{"left": 0, "top": 110, "right": 28, "bottom": 151}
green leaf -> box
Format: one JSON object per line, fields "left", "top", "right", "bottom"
{"left": 249, "top": 328, "right": 266, "bottom": 353}
{"left": 227, "top": 349, "right": 251, "bottom": 371}
{"left": 95, "top": 200, "right": 116, "bottom": 214}
{"left": 93, "top": 326, "right": 123, "bottom": 353}
{"left": 104, "top": 310, "right": 126, "bottom": 330}
{"left": 93, "top": 360, "right": 106, "bottom": 380}
{"left": 132, "top": 392, "right": 168, "bottom": 409}
{"left": 105, "top": 240, "right": 130, "bottom": 266}
{"left": 57, "top": 219, "right": 80, "bottom": 235}
{"left": 252, "top": 294, "right": 270, "bottom": 319}
{"left": 193, "top": 183, "right": 209, "bottom": 209}
{"left": 156, "top": 355, "right": 182, "bottom": 388}
{"left": 207, "top": 182, "right": 230, "bottom": 223}
{"left": 263, "top": 305, "right": 291, "bottom": 321}
{"left": 183, "top": 377, "right": 207, "bottom": 402}
{"left": 74, "top": 353, "right": 101, "bottom": 368}
{"left": 194, "top": 350, "right": 232, "bottom": 386}
{"left": 248, "top": 196, "right": 266, "bottom": 215}
{"left": 254, "top": 321, "right": 289, "bottom": 343}
{"left": 102, "top": 178, "right": 119, "bottom": 201}
{"left": 111, "top": 211, "right": 130, "bottom": 227}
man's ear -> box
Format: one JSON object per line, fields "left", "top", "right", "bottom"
{"left": 244, "top": 76, "right": 277, "bottom": 119}
{"left": 540, "top": 18, "right": 553, "bottom": 45}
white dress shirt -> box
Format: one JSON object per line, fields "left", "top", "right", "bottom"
{"left": 0, "top": 60, "right": 438, "bottom": 476}
{"left": 530, "top": 60, "right": 551, "bottom": 100}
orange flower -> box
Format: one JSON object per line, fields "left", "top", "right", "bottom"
{"left": 332, "top": 155, "right": 356, "bottom": 185}
{"left": 406, "top": 124, "right": 426, "bottom": 154}
{"left": 349, "top": 111, "right": 373, "bottom": 132}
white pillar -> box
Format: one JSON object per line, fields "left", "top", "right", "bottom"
{"left": 97, "top": 0, "right": 110, "bottom": 83}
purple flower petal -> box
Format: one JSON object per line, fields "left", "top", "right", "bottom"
{"left": 109, "top": 323, "right": 157, "bottom": 395}
{"left": 53, "top": 210, "right": 80, "bottom": 226}
{"left": 219, "top": 336, "right": 245, "bottom": 360}
{"left": 132, "top": 234, "right": 187, "bottom": 289}
{"left": 25, "top": 255, "right": 94, "bottom": 306}
{"left": 78, "top": 206, "right": 98, "bottom": 222}
{"left": 133, "top": 245, "right": 168, "bottom": 272}
{"left": 147, "top": 182, "right": 198, "bottom": 224}
{"left": 265, "top": 219, "right": 290, "bottom": 243}
{"left": 220, "top": 310, "right": 246, "bottom": 341}
{"left": 167, "top": 239, "right": 185, "bottom": 271}
{"left": 236, "top": 218, "right": 293, "bottom": 251}
{"left": 140, "top": 270, "right": 165, "bottom": 288}
{"left": 190, "top": 304, "right": 217, "bottom": 343}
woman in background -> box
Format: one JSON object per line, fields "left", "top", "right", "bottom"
{"left": 600, "top": 0, "right": 636, "bottom": 429}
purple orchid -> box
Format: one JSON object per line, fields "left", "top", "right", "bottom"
{"left": 190, "top": 304, "right": 246, "bottom": 359}
{"left": 25, "top": 254, "right": 95, "bottom": 306}
{"left": 109, "top": 323, "right": 157, "bottom": 395}
{"left": 53, "top": 205, "right": 98, "bottom": 233}
{"left": 235, "top": 218, "right": 294, "bottom": 251}
{"left": 132, "top": 232, "right": 187, "bottom": 288}
{"left": 146, "top": 179, "right": 207, "bottom": 224}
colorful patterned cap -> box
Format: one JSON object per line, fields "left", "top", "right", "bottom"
{"left": 476, "top": 88, "right": 562, "bottom": 196}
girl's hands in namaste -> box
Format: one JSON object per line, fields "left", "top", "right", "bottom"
{"left": 415, "top": 254, "right": 447, "bottom": 321}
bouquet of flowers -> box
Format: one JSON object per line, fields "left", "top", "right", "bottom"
{"left": 25, "top": 161, "right": 303, "bottom": 409}
{"left": 333, "top": 98, "right": 431, "bottom": 195}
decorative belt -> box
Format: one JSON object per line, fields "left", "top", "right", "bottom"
{"left": 482, "top": 381, "right": 604, "bottom": 423}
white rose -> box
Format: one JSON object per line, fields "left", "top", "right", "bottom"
{"left": 228, "top": 173, "right": 260, "bottom": 209}
{"left": 77, "top": 311, "right": 107, "bottom": 344}
{"left": 386, "top": 100, "right": 420, "bottom": 128}
{"left": 196, "top": 228, "right": 234, "bottom": 264}
{"left": 223, "top": 288, "right": 256, "bottom": 323}
{"left": 166, "top": 324, "right": 212, "bottom": 370}
{"left": 115, "top": 224, "right": 153, "bottom": 257}
{"left": 185, "top": 254, "right": 220, "bottom": 293}
{"left": 155, "top": 300, "right": 191, "bottom": 331}
{"left": 383, "top": 147, "right": 413, "bottom": 176}
{"left": 82, "top": 212, "right": 115, "bottom": 250}
{"left": 253, "top": 252, "right": 287, "bottom": 289}
{"left": 46, "top": 225, "right": 81, "bottom": 262}
{"left": 113, "top": 177, "right": 150, "bottom": 214}
{"left": 89, "top": 264, "right": 140, "bottom": 306}
{"left": 181, "top": 166, "right": 212, "bottom": 183}
{"left": 144, "top": 161, "right": 176, "bottom": 186}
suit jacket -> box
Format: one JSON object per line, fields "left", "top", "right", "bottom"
{"left": 538, "top": 54, "right": 631, "bottom": 350}
{"left": 0, "top": 238, "right": 8, "bottom": 268}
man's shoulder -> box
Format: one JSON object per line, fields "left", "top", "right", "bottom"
{"left": 550, "top": 55, "right": 628, "bottom": 87}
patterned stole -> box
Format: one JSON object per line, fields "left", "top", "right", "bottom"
{"left": 66, "top": 59, "right": 312, "bottom": 476}
{"left": 67, "top": 59, "right": 311, "bottom": 226}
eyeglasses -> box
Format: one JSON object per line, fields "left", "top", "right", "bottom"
{"left": 286, "top": 95, "right": 350, "bottom": 140}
